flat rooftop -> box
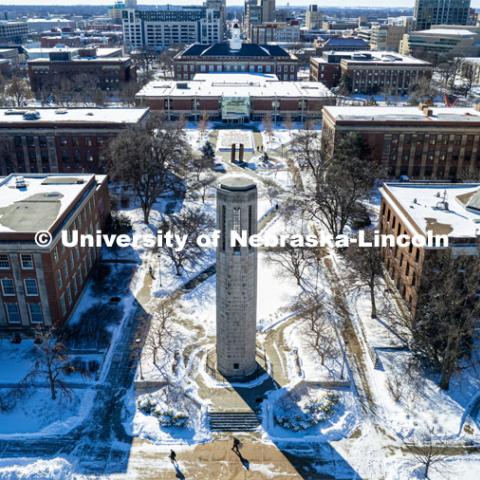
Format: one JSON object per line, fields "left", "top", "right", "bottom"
{"left": 313, "top": 50, "right": 430, "bottom": 65}
{"left": 323, "top": 106, "right": 480, "bottom": 124}
{"left": 381, "top": 183, "right": 480, "bottom": 239}
{"left": 0, "top": 108, "right": 149, "bottom": 126}
{"left": 136, "top": 73, "right": 334, "bottom": 99}
{"left": 0, "top": 174, "right": 105, "bottom": 233}
{"left": 26, "top": 47, "right": 122, "bottom": 58}
{"left": 414, "top": 28, "right": 479, "bottom": 36}
{"left": 29, "top": 56, "right": 130, "bottom": 63}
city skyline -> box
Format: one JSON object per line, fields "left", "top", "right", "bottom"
{"left": 0, "top": 0, "right": 446, "bottom": 8}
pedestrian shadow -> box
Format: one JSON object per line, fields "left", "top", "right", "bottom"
{"left": 172, "top": 461, "right": 186, "bottom": 479}
{"left": 226, "top": 363, "right": 360, "bottom": 479}
{"left": 232, "top": 443, "right": 250, "bottom": 470}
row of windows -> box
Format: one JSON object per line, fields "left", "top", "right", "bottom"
{"left": 1, "top": 278, "right": 39, "bottom": 297}
{"left": 4, "top": 302, "right": 43, "bottom": 325}
{"left": 0, "top": 254, "right": 34, "bottom": 270}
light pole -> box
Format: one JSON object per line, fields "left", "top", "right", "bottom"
{"left": 135, "top": 337, "right": 144, "bottom": 380}
{"left": 157, "top": 253, "right": 162, "bottom": 287}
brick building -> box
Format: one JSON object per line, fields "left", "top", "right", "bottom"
{"left": 0, "top": 108, "right": 150, "bottom": 176}
{"left": 28, "top": 49, "right": 136, "bottom": 94}
{"left": 379, "top": 182, "right": 480, "bottom": 313}
{"left": 174, "top": 23, "right": 298, "bottom": 81}
{"left": 310, "top": 51, "right": 432, "bottom": 95}
{"left": 322, "top": 105, "right": 480, "bottom": 180}
{"left": 0, "top": 173, "right": 110, "bottom": 335}
{"left": 135, "top": 73, "right": 335, "bottom": 122}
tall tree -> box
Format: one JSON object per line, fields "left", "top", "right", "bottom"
{"left": 4, "top": 76, "right": 32, "bottom": 107}
{"left": 105, "top": 114, "right": 190, "bottom": 224}
{"left": 345, "top": 230, "right": 384, "bottom": 318}
{"left": 308, "top": 133, "right": 377, "bottom": 238}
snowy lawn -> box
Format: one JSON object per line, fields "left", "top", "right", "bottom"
{"left": 0, "top": 388, "right": 95, "bottom": 437}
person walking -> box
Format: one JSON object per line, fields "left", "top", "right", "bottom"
{"left": 169, "top": 449, "right": 177, "bottom": 464}
{"left": 232, "top": 437, "right": 241, "bottom": 455}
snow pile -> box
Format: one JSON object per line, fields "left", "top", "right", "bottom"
{"left": 0, "top": 458, "right": 74, "bottom": 480}
{"left": 138, "top": 393, "right": 189, "bottom": 429}
{"left": 274, "top": 385, "right": 339, "bottom": 431}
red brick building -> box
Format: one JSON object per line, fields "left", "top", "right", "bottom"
{"left": 0, "top": 173, "right": 110, "bottom": 335}
{"left": 0, "top": 107, "right": 150, "bottom": 176}
{"left": 28, "top": 49, "right": 136, "bottom": 94}
{"left": 322, "top": 105, "right": 480, "bottom": 179}
{"left": 136, "top": 73, "right": 335, "bottom": 123}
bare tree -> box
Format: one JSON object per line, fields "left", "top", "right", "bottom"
{"left": 3, "top": 76, "right": 32, "bottom": 107}
{"left": 266, "top": 243, "right": 313, "bottom": 287}
{"left": 161, "top": 207, "right": 215, "bottom": 275}
{"left": 387, "top": 250, "right": 480, "bottom": 390}
{"left": 307, "top": 133, "right": 377, "bottom": 238}
{"left": 262, "top": 177, "right": 284, "bottom": 207}
{"left": 345, "top": 230, "right": 384, "bottom": 318}
{"left": 404, "top": 426, "right": 447, "bottom": 479}
{"left": 146, "top": 302, "right": 176, "bottom": 366}
{"left": 194, "top": 173, "right": 215, "bottom": 203}
{"left": 198, "top": 111, "right": 209, "bottom": 139}
{"left": 27, "top": 330, "right": 72, "bottom": 401}
{"left": 290, "top": 129, "right": 322, "bottom": 173}
{"left": 105, "top": 114, "right": 190, "bottom": 224}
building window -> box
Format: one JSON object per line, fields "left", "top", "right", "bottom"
{"left": 20, "top": 254, "right": 34, "bottom": 270}
{"left": 0, "top": 254, "right": 9, "bottom": 269}
{"left": 57, "top": 270, "right": 63, "bottom": 290}
{"left": 233, "top": 363, "right": 239, "bottom": 369}
{"left": 5, "top": 303, "right": 21, "bottom": 324}
{"left": 1, "top": 278, "right": 15, "bottom": 296}
{"left": 60, "top": 294, "right": 66, "bottom": 316}
{"left": 28, "top": 303, "right": 43, "bottom": 324}
{"left": 24, "top": 278, "right": 39, "bottom": 296}
{"left": 66, "top": 286, "right": 72, "bottom": 306}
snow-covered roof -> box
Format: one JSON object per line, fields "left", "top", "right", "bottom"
{"left": 0, "top": 174, "right": 106, "bottom": 233}
{"left": 0, "top": 108, "right": 149, "bottom": 126}
{"left": 381, "top": 183, "right": 480, "bottom": 239}
{"left": 414, "top": 28, "right": 478, "bottom": 36}
{"left": 136, "top": 73, "right": 334, "bottom": 99}
{"left": 313, "top": 50, "right": 430, "bottom": 65}
{"left": 323, "top": 106, "right": 480, "bottom": 123}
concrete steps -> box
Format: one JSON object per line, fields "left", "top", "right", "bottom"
{"left": 208, "top": 411, "right": 261, "bottom": 432}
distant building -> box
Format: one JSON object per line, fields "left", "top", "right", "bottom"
{"left": 0, "top": 173, "right": 110, "bottom": 335}
{"left": 122, "top": 5, "right": 222, "bottom": 51}
{"left": 462, "top": 57, "right": 480, "bottom": 85}
{"left": 322, "top": 105, "right": 480, "bottom": 179}
{"left": 174, "top": 23, "right": 298, "bottom": 81}
{"left": 315, "top": 37, "right": 369, "bottom": 53}
{"left": 249, "top": 20, "right": 300, "bottom": 43}
{"left": 305, "top": 5, "right": 322, "bottom": 30}
{"left": 0, "top": 21, "right": 28, "bottom": 44}
{"left": 379, "top": 182, "right": 480, "bottom": 313}
{"left": 28, "top": 48, "right": 136, "bottom": 94}
{"left": 370, "top": 22, "right": 410, "bottom": 52}
{"left": 244, "top": 0, "right": 276, "bottom": 31}
{"left": 321, "top": 20, "right": 358, "bottom": 31}
{"left": 400, "top": 26, "right": 480, "bottom": 60}
{"left": 135, "top": 73, "right": 335, "bottom": 123}
{"left": 40, "top": 36, "right": 82, "bottom": 48}
{"left": 310, "top": 51, "right": 432, "bottom": 95}
{"left": 0, "top": 108, "right": 150, "bottom": 175}
{"left": 414, "top": 0, "right": 470, "bottom": 30}
{"left": 26, "top": 18, "right": 76, "bottom": 33}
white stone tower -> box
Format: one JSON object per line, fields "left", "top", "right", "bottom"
{"left": 216, "top": 177, "right": 257, "bottom": 379}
